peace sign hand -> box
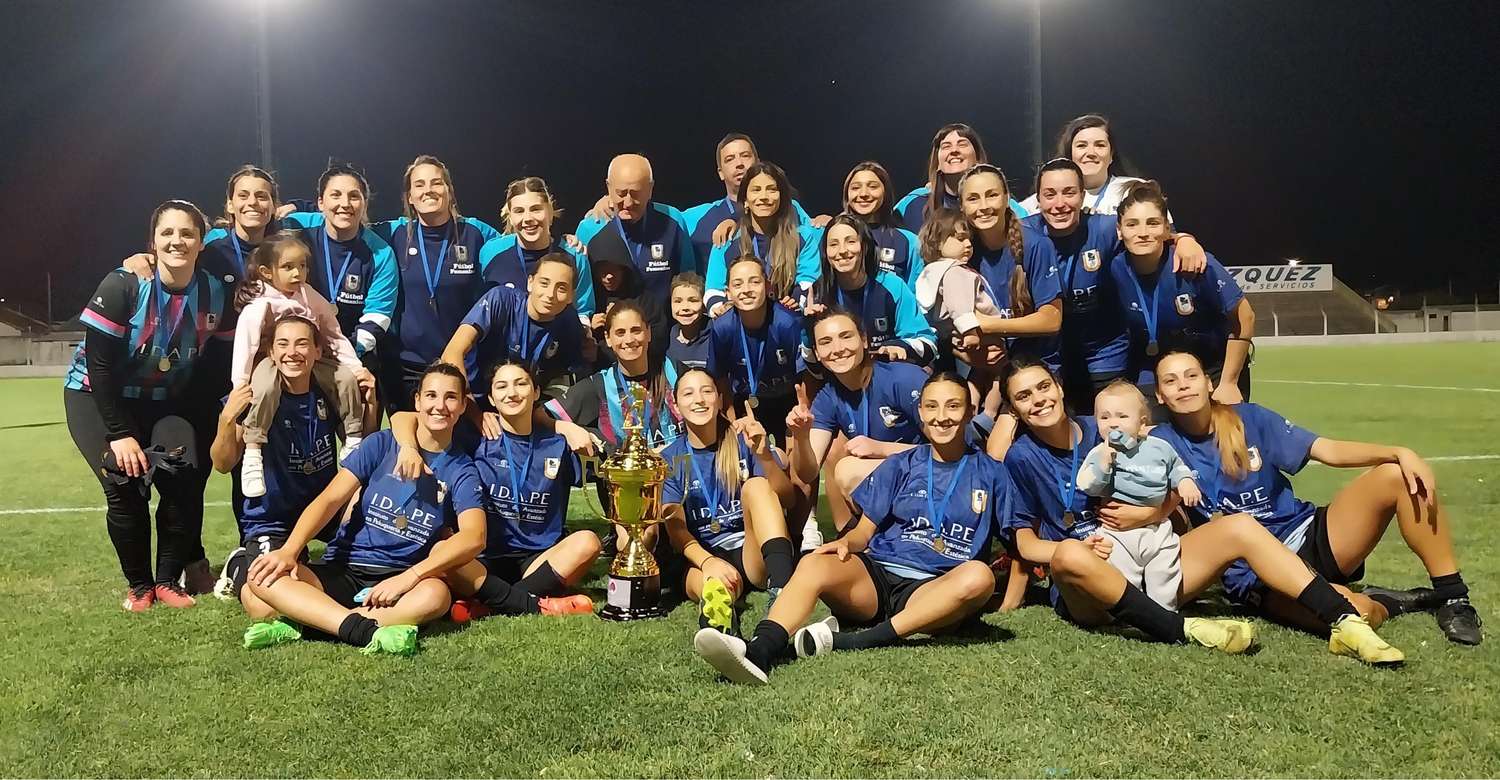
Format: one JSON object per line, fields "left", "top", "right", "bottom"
{"left": 732, "top": 415, "right": 769, "bottom": 457}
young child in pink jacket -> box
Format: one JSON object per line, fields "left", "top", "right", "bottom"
{"left": 913, "top": 208, "right": 1005, "bottom": 360}
{"left": 234, "top": 234, "right": 372, "bottom": 497}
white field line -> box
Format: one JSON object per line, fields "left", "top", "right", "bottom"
{"left": 1259, "top": 379, "right": 1500, "bottom": 393}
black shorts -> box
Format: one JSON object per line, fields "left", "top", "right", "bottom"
{"left": 852, "top": 553, "right": 928, "bottom": 624}
{"left": 682, "top": 544, "right": 752, "bottom": 593}
{"left": 307, "top": 561, "right": 402, "bottom": 609}
{"left": 480, "top": 550, "right": 547, "bottom": 585}
{"left": 226, "top": 534, "right": 307, "bottom": 601}
{"left": 1297, "top": 505, "right": 1363, "bottom": 586}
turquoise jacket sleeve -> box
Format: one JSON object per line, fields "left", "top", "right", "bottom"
{"left": 281, "top": 211, "right": 323, "bottom": 229}
{"left": 566, "top": 243, "right": 596, "bottom": 319}
{"left": 355, "top": 230, "right": 398, "bottom": 355}
{"left": 792, "top": 198, "right": 813, "bottom": 226}
{"left": 795, "top": 225, "right": 823, "bottom": 288}
{"left": 574, "top": 215, "right": 607, "bottom": 247}
{"left": 703, "top": 231, "right": 736, "bottom": 311}
{"left": 880, "top": 272, "right": 937, "bottom": 361}
{"left": 898, "top": 227, "right": 926, "bottom": 290}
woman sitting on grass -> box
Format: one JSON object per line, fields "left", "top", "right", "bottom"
{"left": 242, "top": 363, "right": 486, "bottom": 656}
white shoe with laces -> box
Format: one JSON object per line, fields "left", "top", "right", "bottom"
{"left": 794, "top": 616, "right": 840, "bottom": 659}
{"left": 241, "top": 449, "right": 267, "bottom": 497}
{"left": 799, "top": 518, "right": 824, "bottom": 553}
{"left": 694, "top": 628, "right": 768, "bottom": 685}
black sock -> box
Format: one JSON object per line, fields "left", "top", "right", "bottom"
{"left": 336, "top": 614, "right": 379, "bottom": 647}
{"left": 760, "top": 538, "right": 795, "bottom": 590}
{"left": 744, "top": 620, "right": 789, "bottom": 672}
{"left": 832, "top": 619, "right": 899, "bottom": 651}
{"left": 1365, "top": 591, "right": 1403, "bottom": 615}
{"left": 476, "top": 575, "right": 539, "bottom": 615}
{"left": 1297, "top": 576, "right": 1358, "bottom": 625}
{"left": 518, "top": 562, "right": 565, "bottom": 598}
{"left": 1108, "top": 584, "right": 1186, "bottom": 643}
{"left": 1431, "top": 572, "right": 1468, "bottom": 602}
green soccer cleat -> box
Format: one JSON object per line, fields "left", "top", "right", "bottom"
{"left": 1183, "top": 617, "right": 1257, "bottom": 654}
{"left": 361, "top": 624, "right": 419, "bottom": 656}
{"left": 700, "top": 577, "right": 736, "bottom": 635}
{"left": 242, "top": 620, "right": 302, "bottom": 650}
{"left": 1329, "top": 614, "right": 1405, "bottom": 666}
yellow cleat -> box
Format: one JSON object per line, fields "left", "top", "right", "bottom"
{"left": 1329, "top": 614, "right": 1405, "bottom": 666}
{"left": 1184, "top": 617, "right": 1258, "bottom": 654}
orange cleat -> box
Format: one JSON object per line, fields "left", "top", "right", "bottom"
{"left": 538, "top": 594, "right": 595, "bottom": 616}
{"left": 449, "top": 598, "right": 492, "bottom": 624}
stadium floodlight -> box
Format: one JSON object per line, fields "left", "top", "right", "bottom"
{"left": 1286, "top": 258, "right": 1302, "bottom": 266}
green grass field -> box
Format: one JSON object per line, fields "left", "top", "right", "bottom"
{"left": 2, "top": 343, "right": 1498, "bottom": 777}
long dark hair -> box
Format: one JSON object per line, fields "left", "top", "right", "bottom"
{"left": 1055, "top": 113, "right": 1137, "bottom": 178}
{"left": 734, "top": 161, "right": 801, "bottom": 300}
{"left": 956, "top": 165, "right": 1032, "bottom": 316}
{"left": 924, "top": 123, "right": 989, "bottom": 225}
{"left": 603, "top": 299, "right": 670, "bottom": 405}
{"left": 234, "top": 230, "right": 311, "bottom": 312}
{"left": 316, "top": 162, "right": 370, "bottom": 225}
{"left": 146, "top": 199, "right": 208, "bottom": 253}
{"left": 216, "top": 165, "right": 278, "bottom": 230}
{"left": 842, "top": 160, "right": 897, "bottom": 228}
{"left": 811, "top": 215, "right": 881, "bottom": 310}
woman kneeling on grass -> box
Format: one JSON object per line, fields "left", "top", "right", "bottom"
{"left": 661, "top": 368, "right": 798, "bottom": 638}
{"left": 694, "top": 372, "right": 1018, "bottom": 685}
{"left": 998, "top": 358, "right": 1406, "bottom": 665}
{"left": 242, "top": 363, "right": 487, "bottom": 655}
{"left": 390, "top": 361, "right": 599, "bottom": 621}
{"left": 1150, "top": 351, "right": 1482, "bottom": 645}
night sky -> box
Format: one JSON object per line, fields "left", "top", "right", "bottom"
{"left": 2, "top": 0, "right": 1496, "bottom": 321}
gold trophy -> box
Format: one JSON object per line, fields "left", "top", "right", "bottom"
{"left": 597, "top": 385, "right": 671, "bottom": 620}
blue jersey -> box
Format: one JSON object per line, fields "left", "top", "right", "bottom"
{"left": 681, "top": 197, "right": 812, "bottom": 274}
{"left": 463, "top": 426, "right": 580, "bottom": 554}
{"left": 704, "top": 303, "right": 805, "bottom": 400}
{"left": 198, "top": 225, "right": 279, "bottom": 289}
{"left": 459, "top": 286, "right": 585, "bottom": 383}
{"left": 999, "top": 417, "right": 1105, "bottom": 544}
{"left": 323, "top": 430, "right": 485, "bottom": 571}
{"left": 576, "top": 203, "right": 695, "bottom": 310}
{"left": 1109, "top": 247, "right": 1245, "bottom": 384}
{"left": 279, "top": 213, "right": 399, "bottom": 354}
{"left": 809, "top": 360, "right": 926, "bottom": 443}
{"left": 478, "top": 233, "right": 596, "bottom": 319}
{"left": 703, "top": 225, "right": 823, "bottom": 312}
{"left": 667, "top": 322, "right": 712, "bottom": 372}
{"left": 970, "top": 226, "right": 1062, "bottom": 366}
{"left": 894, "top": 186, "right": 1024, "bottom": 234}
{"left": 814, "top": 270, "right": 937, "bottom": 363}
{"left": 661, "top": 435, "right": 775, "bottom": 551}
{"left": 1023, "top": 212, "right": 1129, "bottom": 375}
{"left": 852, "top": 445, "right": 1020, "bottom": 579}
{"left": 867, "top": 224, "right": 926, "bottom": 290}
{"left": 377, "top": 216, "right": 503, "bottom": 368}
{"left": 66, "top": 269, "right": 235, "bottom": 400}
{"left": 235, "top": 386, "right": 339, "bottom": 544}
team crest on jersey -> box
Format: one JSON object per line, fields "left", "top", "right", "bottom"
{"left": 1081, "top": 249, "right": 1102, "bottom": 272}
{"left": 1175, "top": 293, "right": 1195, "bottom": 315}
{"left": 437, "top": 479, "right": 449, "bottom": 504}
{"left": 223, "top": 274, "right": 235, "bottom": 283}
{"left": 775, "top": 348, "right": 787, "bottom": 364}
{"left": 1247, "top": 446, "right": 1263, "bottom": 472}
{"left": 544, "top": 457, "right": 560, "bottom": 479}
{"left": 738, "top": 458, "right": 750, "bottom": 480}
{"left": 650, "top": 243, "right": 665, "bottom": 261}
{"left": 204, "top": 313, "right": 218, "bottom": 330}
{"left": 874, "top": 316, "right": 888, "bottom": 333}
{"left": 315, "top": 399, "right": 328, "bottom": 420}
{"left": 879, "top": 247, "right": 895, "bottom": 264}
{"left": 408, "top": 246, "right": 419, "bottom": 256}
{"left": 971, "top": 489, "right": 988, "bottom": 513}
{"left": 344, "top": 273, "right": 362, "bottom": 293}
{"left": 879, "top": 406, "right": 903, "bottom": 428}
{"left": 545, "top": 341, "right": 560, "bottom": 358}
{"left": 454, "top": 245, "right": 468, "bottom": 262}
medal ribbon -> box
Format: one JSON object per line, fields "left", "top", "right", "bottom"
{"left": 925, "top": 450, "right": 971, "bottom": 551}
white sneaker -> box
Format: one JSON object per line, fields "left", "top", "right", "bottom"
{"left": 794, "top": 616, "right": 840, "bottom": 659}
{"left": 340, "top": 435, "right": 363, "bottom": 464}
{"left": 242, "top": 449, "right": 267, "bottom": 497}
{"left": 693, "top": 627, "right": 767, "bottom": 685}
{"left": 799, "top": 517, "right": 824, "bottom": 553}
{"left": 213, "top": 547, "right": 243, "bottom": 601}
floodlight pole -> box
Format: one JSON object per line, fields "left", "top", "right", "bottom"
{"left": 1029, "top": 0, "right": 1044, "bottom": 166}
{"left": 255, "top": 3, "right": 273, "bottom": 172}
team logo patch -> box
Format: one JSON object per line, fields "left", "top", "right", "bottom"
{"left": 315, "top": 399, "right": 328, "bottom": 420}
{"left": 344, "top": 273, "right": 362, "bottom": 292}
{"left": 738, "top": 458, "right": 750, "bottom": 480}
{"left": 1247, "top": 446, "right": 1263, "bottom": 472}
{"left": 873, "top": 316, "right": 888, "bottom": 333}
{"left": 454, "top": 245, "right": 468, "bottom": 262}
{"left": 544, "top": 457, "right": 560, "bottom": 479}
{"left": 1081, "top": 249, "right": 1102, "bottom": 273}
{"left": 223, "top": 274, "right": 235, "bottom": 283}
{"left": 408, "top": 246, "right": 419, "bottom": 256}
{"left": 879, "top": 247, "right": 895, "bottom": 264}
{"left": 204, "top": 313, "right": 218, "bottom": 330}
{"left": 437, "top": 479, "right": 449, "bottom": 504}
{"left": 545, "top": 341, "right": 560, "bottom": 358}
{"left": 650, "top": 243, "right": 665, "bottom": 261}
{"left": 1175, "top": 293, "right": 1195, "bottom": 315}
{"left": 775, "top": 348, "right": 787, "bottom": 364}
{"left": 971, "top": 489, "right": 988, "bottom": 514}
{"left": 879, "top": 406, "right": 903, "bottom": 428}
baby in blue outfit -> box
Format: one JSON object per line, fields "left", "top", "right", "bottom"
{"left": 1077, "top": 382, "right": 1202, "bottom": 609}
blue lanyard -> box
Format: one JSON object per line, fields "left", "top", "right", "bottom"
{"left": 926, "top": 450, "right": 971, "bottom": 546}
{"left": 736, "top": 314, "right": 765, "bottom": 396}
{"left": 1089, "top": 176, "right": 1112, "bottom": 212}
{"left": 834, "top": 282, "right": 872, "bottom": 327}
{"left": 687, "top": 449, "right": 723, "bottom": 528}
{"left": 849, "top": 382, "right": 871, "bottom": 438}
{"left": 151, "top": 274, "right": 191, "bottom": 362}
{"left": 751, "top": 233, "right": 768, "bottom": 261}
{"left": 228, "top": 230, "right": 246, "bottom": 276}
{"left": 613, "top": 366, "right": 661, "bottom": 445}
{"left": 500, "top": 432, "right": 535, "bottom": 516}
{"left": 613, "top": 214, "right": 646, "bottom": 268}
{"left": 1124, "top": 266, "right": 1163, "bottom": 347}
{"left": 416, "top": 223, "right": 452, "bottom": 303}
{"left": 517, "top": 315, "right": 552, "bottom": 369}
{"left": 1055, "top": 422, "right": 1082, "bottom": 518}
{"left": 320, "top": 230, "right": 355, "bottom": 299}
{"left": 513, "top": 239, "right": 549, "bottom": 279}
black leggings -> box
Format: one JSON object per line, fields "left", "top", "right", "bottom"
{"left": 64, "top": 389, "right": 212, "bottom": 589}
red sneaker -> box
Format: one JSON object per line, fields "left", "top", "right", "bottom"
{"left": 153, "top": 582, "right": 197, "bottom": 608}
{"left": 538, "top": 594, "right": 595, "bottom": 617}
{"left": 449, "top": 598, "right": 492, "bottom": 624}
{"left": 122, "top": 585, "right": 155, "bottom": 613}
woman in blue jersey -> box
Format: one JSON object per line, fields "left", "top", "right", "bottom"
{"left": 704, "top": 256, "right": 806, "bottom": 444}
{"left": 786, "top": 309, "right": 929, "bottom": 538}
{"left": 704, "top": 162, "right": 821, "bottom": 316}
{"left": 806, "top": 215, "right": 936, "bottom": 365}
{"left": 840, "top": 161, "right": 924, "bottom": 289}
{"left": 1110, "top": 181, "right": 1254, "bottom": 407}
{"left": 1018, "top": 114, "right": 1154, "bottom": 217}
{"left": 1025, "top": 158, "right": 1207, "bottom": 414}
{"left": 1151, "top": 351, "right": 1482, "bottom": 646}
{"left": 207, "top": 316, "right": 380, "bottom": 617}
{"left": 242, "top": 363, "right": 487, "bottom": 656}
{"left": 679, "top": 133, "right": 821, "bottom": 271}
{"left": 64, "top": 200, "right": 237, "bottom": 612}
{"left": 389, "top": 362, "right": 598, "bottom": 621}
{"left": 695, "top": 372, "right": 1017, "bottom": 685}
{"left": 662, "top": 368, "right": 797, "bottom": 637}
{"left": 480, "top": 176, "right": 594, "bottom": 325}
{"left": 997, "top": 358, "right": 1407, "bottom": 665}
{"left": 894, "top": 123, "right": 1021, "bottom": 233}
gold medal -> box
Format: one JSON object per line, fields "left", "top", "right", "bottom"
{"left": 1209, "top": 511, "right": 1224, "bottom": 522}
{"left": 746, "top": 396, "right": 759, "bottom": 410}
{"left": 302, "top": 461, "right": 316, "bottom": 475}
{"left": 394, "top": 515, "right": 408, "bottom": 530}
{"left": 158, "top": 357, "right": 171, "bottom": 372}
{"left": 709, "top": 521, "right": 722, "bottom": 534}
{"left": 932, "top": 537, "right": 946, "bottom": 554}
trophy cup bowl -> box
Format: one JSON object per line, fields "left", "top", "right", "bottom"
{"left": 597, "top": 387, "right": 670, "bottom": 620}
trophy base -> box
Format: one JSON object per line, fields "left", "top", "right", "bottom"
{"left": 598, "top": 573, "right": 667, "bottom": 621}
